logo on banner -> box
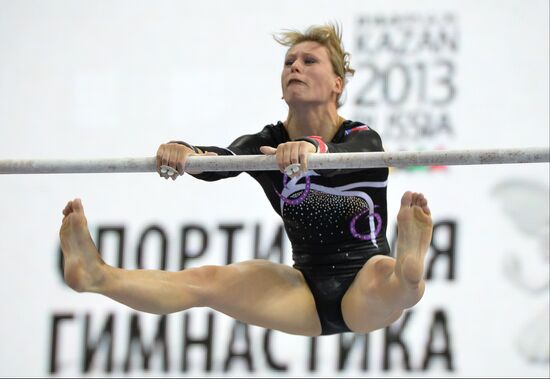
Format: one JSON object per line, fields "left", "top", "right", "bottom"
{"left": 493, "top": 179, "right": 550, "bottom": 364}
{"left": 352, "top": 13, "right": 459, "bottom": 173}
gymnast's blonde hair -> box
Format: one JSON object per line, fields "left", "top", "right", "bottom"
{"left": 274, "top": 23, "right": 355, "bottom": 106}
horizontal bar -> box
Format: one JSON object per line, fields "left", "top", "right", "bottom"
{"left": 0, "top": 147, "right": 548, "bottom": 174}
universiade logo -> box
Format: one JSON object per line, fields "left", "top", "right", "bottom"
{"left": 352, "top": 13, "right": 458, "bottom": 174}
{"left": 493, "top": 179, "right": 550, "bottom": 364}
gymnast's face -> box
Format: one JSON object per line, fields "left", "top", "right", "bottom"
{"left": 281, "top": 41, "right": 342, "bottom": 107}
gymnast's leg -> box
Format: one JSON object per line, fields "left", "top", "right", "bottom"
{"left": 59, "top": 199, "right": 322, "bottom": 336}
{"left": 341, "top": 191, "right": 433, "bottom": 333}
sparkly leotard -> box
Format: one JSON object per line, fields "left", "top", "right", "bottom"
{"left": 189, "top": 120, "right": 390, "bottom": 335}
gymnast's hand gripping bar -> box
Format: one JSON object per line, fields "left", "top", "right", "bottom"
{"left": 0, "top": 147, "right": 548, "bottom": 175}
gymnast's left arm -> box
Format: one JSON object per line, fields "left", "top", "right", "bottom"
{"left": 297, "top": 125, "right": 387, "bottom": 177}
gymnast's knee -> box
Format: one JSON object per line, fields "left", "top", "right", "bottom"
{"left": 178, "top": 265, "right": 222, "bottom": 302}
{"left": 367, "top": 255, "right": 396, "bottom": 278}
{"left": 354, "top": 256, "right": 395, "bottom": 295}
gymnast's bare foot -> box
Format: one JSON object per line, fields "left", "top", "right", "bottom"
{"left": 59, "top": 199, "right": 106, "bottom": 293}
{"left": 394, "top": 191, "right": 433, "bottom": 289}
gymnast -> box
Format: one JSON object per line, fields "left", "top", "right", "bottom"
{"left": 59, "top": 23, "right": 433, "bottom": 336}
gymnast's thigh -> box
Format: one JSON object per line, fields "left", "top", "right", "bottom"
{"left": 341, "top": 255, "right": 403, "bottom": 333}
{"left": 203, "top": 259, "right": 322, "bottom": 336}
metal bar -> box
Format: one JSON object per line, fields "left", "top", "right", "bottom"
{"left": 0, "top": 147, "right": 548, "bottom": 174}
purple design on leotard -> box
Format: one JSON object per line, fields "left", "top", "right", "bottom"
{"left": 276, "top": 173, "right": 382, "bottom": 245}
{"left": 349, "top": 206, "right": 382, "bottom": 241}
{"left": 275, "top": 174, "right": 311, "bottom": 206}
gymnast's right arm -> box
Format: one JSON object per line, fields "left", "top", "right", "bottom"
{"left": 155, "top": 141, "right": 213, "bottom": 180}
{"left": 156, "top": 126, "right": 277, "bottom": 181}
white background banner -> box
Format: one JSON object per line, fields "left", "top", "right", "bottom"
{"left": 0, "top": 0, "right": 548, "bottom": 377}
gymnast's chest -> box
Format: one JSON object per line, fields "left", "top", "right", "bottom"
{"left": 273, "top": 172, "right": 384, "bottom": 244}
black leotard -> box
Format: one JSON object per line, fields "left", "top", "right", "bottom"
{"left": 187, "top": 120, "right": 390, "bottom": 335}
